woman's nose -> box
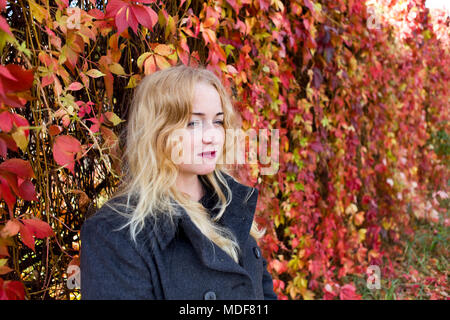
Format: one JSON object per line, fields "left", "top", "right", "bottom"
{"left": 202, "top": 123, "right": 220, "bottom": 144}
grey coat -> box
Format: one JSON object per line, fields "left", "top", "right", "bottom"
{"left": 80, "top": 174, "right": 277, "bottom": 300}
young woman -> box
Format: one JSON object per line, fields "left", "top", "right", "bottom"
{"left": 80, "top": 64, "right": 277, "bottom": 300}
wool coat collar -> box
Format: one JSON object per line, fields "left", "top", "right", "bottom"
{"left": 149, "top": 173, "right": 259, "bottom": 275}
{"left": 154, "top": 173, "right": 258, "bottom": 249}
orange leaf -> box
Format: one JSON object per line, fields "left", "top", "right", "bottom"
{"left": 203, "top": 17, "right": 216, "bottom": 28}
{"left": 154, "top": 55, "right": 171, "bottom": 70}
{"left": 0, "top": 219, "right": 21, "bottom": 238}
{"left": 154, "top": 44, "right": 172, "bottom": 57}
{"left": 48, "top": 125, "right": 63, "bottom": 136}
{"left": 0, "top": 265, "right": 12, "bottom": 275}
{"left": 144, "top": 55, "right": 156, "bottom": 75}
{"left": 202, "top": 28, "right": 216, "bottom": 45}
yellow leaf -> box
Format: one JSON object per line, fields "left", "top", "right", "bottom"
{"left": 109, "top": 63, "right": 126, "bottom": 75}
{"left": 137, "top": 52, "right": 152, "bottom": 69}
{"left": 345, "top": 203, "right": 358, "bottom": 215}
{"left": 12, "top": 129, "right": 28, "bottom": 152}
{"left": 300, "top": 288, "right": 315, "bottom": 300}
{"left": 125, "top": 74, "right": 141, "bottom": 89}
{"left": 85, "top": 69, "right": 105, "bottom": 78}
{"left": 29, "top": 0, "right": 47, "bottom": 24}
{"left": 358, "top": 228, "right": 367, "bottom": 242}
{"left": 382, "top": 218, "right": 392, "bottom": 230}
{"left": 104, "top": 112, "right": 124, "bottom": 126}
{"left": 165, "top": 15, "right": 176, "bottom": 39}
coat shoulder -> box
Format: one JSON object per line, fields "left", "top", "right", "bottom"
{"left": 83, "top": 195, "right": 133, "bottom": 230}
{"left": 81, "top": 194, "right": 176, "bottom": 252}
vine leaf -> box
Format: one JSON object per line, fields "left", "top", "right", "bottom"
{"left": 53, "top": 135, "right": 82, "bottom": 175}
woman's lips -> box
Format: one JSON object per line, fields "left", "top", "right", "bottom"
{"left": 199, "top": 151, "right": 217, "bottom": 159}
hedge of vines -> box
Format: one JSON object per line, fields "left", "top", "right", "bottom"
{"left": 0, "top": 0, "right": 448, "bottom": 299}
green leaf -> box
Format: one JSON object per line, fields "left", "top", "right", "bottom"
{"left": 295, "top": 182, "right": 304, "bottom": 191}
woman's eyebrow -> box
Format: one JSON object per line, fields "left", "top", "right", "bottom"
{"left": 190, "top": 112, "right": 224, "bottom": 116}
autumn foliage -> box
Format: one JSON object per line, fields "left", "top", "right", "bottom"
{"left": 0, "top": 0, "right": 448, "bottom": 299}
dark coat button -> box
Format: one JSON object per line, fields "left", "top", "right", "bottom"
{"left": 204, "top": 291, "right": 216, "bottom": 300}
{"left": 253, "top": 247, "right": 261, "bottom": 259}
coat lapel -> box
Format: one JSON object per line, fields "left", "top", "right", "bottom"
{"left": 178, "top": 173, "right": 259, "bottom": 276}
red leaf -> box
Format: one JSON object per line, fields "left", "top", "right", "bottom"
{"left": 0, "top": 138, "right": 7, "bottom": 159}
{"left": 0, "top": 158, "right": 35, "bottom": 179}
{"left": 0, "top": 64, "right": 34, "bottom": 108}
{"left": 0, "top": 0, "right": 7, "bottom": 10}
{"left": 0, "top": 279, "right": 25, "bottom": 300}
{"left": 339, "top": 284, "right": 361, "bottom": 300}
{"left": 18, "top": 218, "right": 54, "bottom": 252}
{"left": 0, "top": 111, "right": 13, "bottom": 132}
{"left": 52, "top": 135, "right": 82, "bottom": 174}
{"left": 114, "top": 5, "right": 130, "bottom": 35}
{"left": 18, "top": 180, "right": 38, "bottom": 201}
{"left": 67, "top": 82, "right": 83, "bottom": 91}
{"left": 11, "top": 114, "right": 30, "bottom": 138}
{"left": 0, "top": 133, "right": 17, "bottom": 152}
{"left": 310, "top": 140, "right": 324, "bottom": 153}
{"left": 0, "top": 15, "right": 12, "bottom": 36}
{"left": 0, "top": 176, "right": 16, "bottom": 215}
{"left": 41, "top": 74, "right": 54, "bottom": 88}
{"left": 107, "top": 0, "right": 158, "bottom": 35}
{"left": 86, "top": 117, "right": 101, "bottom": 133}
{"left": 17, "top": 221, "right": 34, "bottom": 251}
{"left": 132, "top": 4, "right": 158, "bottom": 31}
{"left": 125, "top": 7, "right": 139, "bottom": 34}
{"left": 21, "top": 218, "right": 54, "bottom": 239}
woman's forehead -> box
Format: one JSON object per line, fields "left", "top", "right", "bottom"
{"left": 192, "top": 83, "right": 223, "bottom": 115}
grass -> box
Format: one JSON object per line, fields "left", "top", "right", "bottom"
{"left": 351, "top": 217, "right": 449, "bottom": 300}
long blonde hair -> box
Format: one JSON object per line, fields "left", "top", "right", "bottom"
{"left": 104, "top": 64, "right": 264, "bottom": 263}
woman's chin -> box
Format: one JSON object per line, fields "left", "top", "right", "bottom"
{"left": 192, "top": 163, "right": 217, "bottom": 175}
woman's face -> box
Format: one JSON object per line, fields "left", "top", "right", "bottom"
{"left": 172, "top": 82, "right": 225, "bottom": 176}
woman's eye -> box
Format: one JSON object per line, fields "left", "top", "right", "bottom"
{"left": 187, "top": 120, "right": 201, "bottom": 127}
{"left": 188, "top": 120, "right": 223, "bottom": 127}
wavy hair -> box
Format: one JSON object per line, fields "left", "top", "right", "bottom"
{"left": 104, "top": 64, "right": 264, "bottom": 263}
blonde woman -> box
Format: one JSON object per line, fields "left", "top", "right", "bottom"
{"left": 80, "top": 64, "right": 277, "bottom": 300}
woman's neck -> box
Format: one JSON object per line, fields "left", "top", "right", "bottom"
{"left": 175, "top": 173, "right": 205, "bottom": 201}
